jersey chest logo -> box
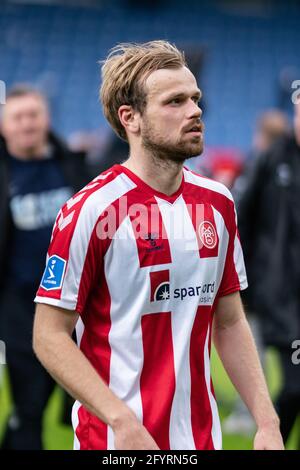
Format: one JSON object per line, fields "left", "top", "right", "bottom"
{"left": 198, "top": 221, "right": 218, "bottom": 249}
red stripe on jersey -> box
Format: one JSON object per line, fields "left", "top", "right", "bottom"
{"left": 68, "top": 196, "right": 129, "bottom": 449}
{"left": 94, "top": 196, "right": 129, "bottom": 256}
{"left": 75, "top": 197, "right": 128, "bottom": 313}
{"left": 75, "top": 257, "right": 113, "bottom": 449}
{"left": 75, "top": 405, "right": 90, "bottom": 450}
{"left": 140, "top": 312, "right": 176, "bottom": 450}
{"left": 36, "top": 170, "right": 118, "bottom": 301}
{"left": 75, "top": 405, "right": 109, "bottom": 450}
{"left": 183, "top": 177, "right": 233, "bottom": 236}
{"left": 127, "top": 193, "right": 172, "bottom": 267}
{"left": 184, "top": 198, "right": 219, "bottom": 259}
{"left": 217, "top": 231, "right": 240, "bottom": 297}
{"left": 198, "top": 204, "right": 219, "bottom": 258}
{"left": 190, "top": 306, "right": 214, "bottom": 450}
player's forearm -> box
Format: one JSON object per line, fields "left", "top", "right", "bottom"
{"left": 33, "top": 329, "right": 134, "bottom": 429}
{"left": 213, "top": 316, "right": 279, "bottom": 429}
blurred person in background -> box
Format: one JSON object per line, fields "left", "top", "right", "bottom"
{"left": 224, "top": 109, "right": 291, "bottom": 436}
{"left": 0, "top": 86, "right": 91, "bottom": 449}
{"left": 186, "top": 146, "right": 244, "bottom": 190}
{"left": 233, "top": 110, "right": 291, "bottom": 200}
{"left": 252, "top": 110, "right": 291, "bottom": 156}
{"left": 234, "top": 105, "right": 300, "bottom": 447}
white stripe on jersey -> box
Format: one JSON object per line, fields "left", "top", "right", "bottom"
{"left": 34, "top": 295, "right": 75, "bottom": 310}
{"left": 75, "top": 317, "right": 85, "bottom": 347}
{"left": 104, "top": 216, "right": 147, "bottom": 450}
{"left": 72, "top": 400, "right": 82, "bottom": 450}
{"left": 60, "top": 174, "right": 136, "bottom": 310}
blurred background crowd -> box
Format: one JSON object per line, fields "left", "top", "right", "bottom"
{"left": 0, "top": 0, "right": 299, "bottom": 450}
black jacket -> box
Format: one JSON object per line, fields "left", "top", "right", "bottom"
{"left": 237, "top": 136, "right": 300, "bottom": 347}
{"left": 0, "top": 131, "right": 93, "bottom": 289}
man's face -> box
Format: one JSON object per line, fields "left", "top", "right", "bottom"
{"left": 139, "top": 66, "right": 204, "bottom": 161}
{"left": 1, "top": 94, "right": 49, "bottom": 155}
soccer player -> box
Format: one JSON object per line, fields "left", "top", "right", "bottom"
{"left": 33, "top": 41, "right": 283, "bottom": 450}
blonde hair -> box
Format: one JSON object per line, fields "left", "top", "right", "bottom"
{"left": 100, "top": 40, "right": 186, "bottom": 141}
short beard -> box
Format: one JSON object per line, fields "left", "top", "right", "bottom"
{"left": 141, "top": 118, "right": 203, "bottom": 164}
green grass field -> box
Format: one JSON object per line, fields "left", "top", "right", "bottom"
{"left": 0, "top": 347, "right": 298, "bottom": 450}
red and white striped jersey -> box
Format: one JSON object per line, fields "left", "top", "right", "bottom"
{"left": 35, "top": 164, "right": 247, "bottom": 450}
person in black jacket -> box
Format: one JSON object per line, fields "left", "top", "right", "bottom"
{"left": 237, "top": 104, "right": 300, "bottom": 447}
{"left": 0, "top": 85, "right": 92, "bottom": 449}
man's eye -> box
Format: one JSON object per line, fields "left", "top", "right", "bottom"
{"left": 169, "top": 98, "right": 181, "bottom": 105}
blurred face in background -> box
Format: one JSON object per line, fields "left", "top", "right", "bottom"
{"left": 1, "top": 93, "right": 49, "bottom": 159}
{"left": 294, "top": 104, "right": 300, "bottom": 146}
{"left": 253, "top": 110, "right": 290, "bottom": 154}
{"left": 139, "top": 66, "right": 204, "bottom": 162}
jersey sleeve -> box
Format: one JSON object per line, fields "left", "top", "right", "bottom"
{"left": 217, "top": 199, "right": 248, "bottom": 298}
{"left": 34, "top": 193, "right": 103, "bottom": 314}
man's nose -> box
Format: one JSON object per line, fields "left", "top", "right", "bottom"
{"left": 187, "top": 99, "right": 202, "bottom": 119}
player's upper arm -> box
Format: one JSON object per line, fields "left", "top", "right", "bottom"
{"left": 33, "top": 303, "right": 79, "bottom": 346}
{"left": 213, "top": 291, "right": 245, "bottom": 331}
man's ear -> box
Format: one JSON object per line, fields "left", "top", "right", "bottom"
{"left": 118, "top": 105, "right": 140, "bottom": 136}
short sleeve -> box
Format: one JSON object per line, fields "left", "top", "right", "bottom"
{"left": 34, "top": 194, "right": 102, "bottom": 314}
{"left": 217, "top": 200, "right": 248, "bottom": 298}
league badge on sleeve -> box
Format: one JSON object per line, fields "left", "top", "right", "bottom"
{"left": 41, "top": 255, "right": 66, "bottom": 291}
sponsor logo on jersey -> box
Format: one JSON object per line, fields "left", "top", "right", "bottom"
{"left": 174, "top": 282, "right": 215, "bottom": 304}
{"left": 142, "top": 232, "right": 164, "bottom": 253}
{"left": 150, "top": 270, "right": 170, "bottom": 301}
{"left": 40, "top": 255, "right": 66, "bottom": 291}
{"left": 150, "top": 270, "right": 215, "bottom": 305}
{"left": 198, "top": 221, "right": 217, "bottom": 249}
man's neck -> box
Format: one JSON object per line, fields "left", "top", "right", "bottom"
{"left": 122, "top": 149, "right": 184, "bottom": 196}
{"left": 6, "top": 142, "right": 48, "bottom": 161}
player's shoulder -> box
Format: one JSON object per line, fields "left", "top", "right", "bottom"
{"left": 63, "top": 164, "right": 136, "bottom": 214}
{"left": 183, "top": 167, "right": 234, "bottom": 203}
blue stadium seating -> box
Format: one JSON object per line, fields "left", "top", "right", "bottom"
{"left": 0, "top": 0, "right": 299, "bottom": 150}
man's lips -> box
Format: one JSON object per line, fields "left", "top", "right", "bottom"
{"left": 184, "top": 128, "right": 203, "bottom": 138}
{"left": 187, "top": 129, "right": 202, "bottom": 134}
{"left": 184, "top": 122, "right": 204, "bottom": 134}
